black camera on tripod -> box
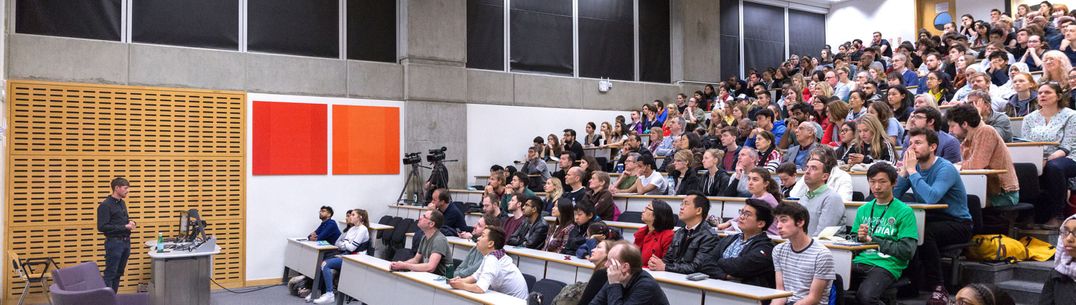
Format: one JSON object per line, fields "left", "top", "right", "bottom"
{"left": 427, "top": 147, "right": 447, "bottom": 163}
{"left": 402, "top": 152, "right": 422, "bottom": 165}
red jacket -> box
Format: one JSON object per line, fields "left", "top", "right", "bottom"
{"left": 633, "top": 226, "right": 674, "bottom": 263}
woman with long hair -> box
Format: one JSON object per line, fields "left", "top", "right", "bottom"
{"left": 543, "top": 200, "right": 576, "bottom": 253}
{"left": 822, "top": 99, "right": 850, "bottom": 146}
{"left": 543, "top": 178, "right": 564, "bottom": 215}
{"left": 926, "top": 71, "right": 954, "bottom": 105}
{"left": 1041, "top": 50, "right": 1073, "bottom": 91}
{"left": 310, "top": 208, "right": 370, "bottom": 303}
{"left": 869, "top": 101, "right": 904, "bottom": 144}
{"left": 755, "top": 130, "right": 782, "bottom": 173}
{"left": 633, "top": 200, "right": 675, "bottom": 261}
{"left": 586, "top": 171, "right": 618, "bottom": 221}
{"left": 700, "top": 149, "right": 732, "bottom": 196}
{"left": 845, "top": 114, "right": 896, "bottom": 166}
{"left": 835, "top": 120, "right": 857, "bottom": 160}
{"left": 914, "top": 93, "right": 940, "bottom": 112}
{"left": 886, "top": 85, "right": 915, "bottom": 121}
{"left": 670, "top": 150, "right": 702, "bottom": 195}
{"left": 546, "top": 134, "right": 562, "bottom": 161}
{"left": 1005, "top": 72, "right": 1039, "bottom": 117}
{"left": 716, "top": 168, "right": 781, "bottom": 234}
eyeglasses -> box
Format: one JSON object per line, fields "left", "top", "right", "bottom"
{"left": 738, "top": 209, "right": 755, "bottom": 218}
{"left": 1062, "top": 230, "right": 1076, "bottom": 239}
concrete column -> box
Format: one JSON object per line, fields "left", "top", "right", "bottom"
{"left": 404, "top": 101, "right": 468, "bottom": 188}
{"left": 676, "top": 0, "right": 721, "bottom": 83}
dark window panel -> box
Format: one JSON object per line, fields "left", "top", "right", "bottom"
{"left": 639, "top": 0, "right": 671, "bottom": 83}
{"left": 348, "top": 0, "right": 397, "bottom": 62}
{"left": 579, "top": 0, "right": 634, "bottom": 80}
{"left": 467, "top": 0, "right": 504, "bottom": 70}
{"left": 719, "top": 0, "right": 740, "bottom": 79}
{"left": 16, "top": 0, "right": 121, "bottom": 41}
{"left": 742, "top": 2, "right": 784, "bottom": 75}
{"left": 510, "top": 0, "right": 573, "bottom": 75}
{"left": 248, "top": 0, "right": 339, "bottom": 58}
{"left": 788, "top": 9, "right": 826, "bottom": 59}
{"left": 132, "top": 0, "right": 239, "bottom": 50}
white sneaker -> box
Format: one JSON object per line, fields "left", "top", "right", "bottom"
{"left": 304, "top": 293, "right": 313, "bottom": 303}
{"left": 313, "top": 292, "right": 335, "bottom": 304}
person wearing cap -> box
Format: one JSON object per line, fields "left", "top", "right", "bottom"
{"left": 783, "top": 121, "right": 822, "bottom": 170}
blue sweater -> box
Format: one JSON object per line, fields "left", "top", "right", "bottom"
{"left": 315, "top": 219, "right": 341, "bottom": 244}
{"left": 893, "top": 157, "right": 971, "bottom": 221}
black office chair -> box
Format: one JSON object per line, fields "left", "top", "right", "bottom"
{"left": 523, "top": 273, "right": 537, "bottom": 292}
{"left": 618, "top": 211, "right": 643, "bottom": 224}
{"left": 982, "top": 163, "right": 1038, "bottom": 236}
{"left": 852, "top": 191, "right": 865, "bottom": 202}
{"left": 531, "top": 279, "right": 567, "bottom": 305}
{"left": 829, "top": 273, "right": 844, "bottom": 305}
{"left": 939, "top": 194, "right": 983, "bottom": 287}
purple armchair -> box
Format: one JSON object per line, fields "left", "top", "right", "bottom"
{"left": 48, "top": 262, "right": 148, "bottom": 305}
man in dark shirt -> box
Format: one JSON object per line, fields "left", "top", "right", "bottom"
{"left": 648, "top": 191, "right": 719, "bottom": 275}
{"left": 551, "top": 152, "right": 574, "bottom": 187}
{"left": 97, "top": 177, "right": 135, "bottom": 292}
{"left": 563, "top": 128, "right": 586, "bottom": 160}
{"left": 309, "top": 206, "right": 341, "bottom": 244}
{"left": 430, "top": 188, "right": 468, "bottom": 235}
{"left": 591, "top": 242, "right": 670, "bottom": 305}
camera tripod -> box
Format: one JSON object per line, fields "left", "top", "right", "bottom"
{"left": 396, "top": 162, "right": 428, "bottom": 206}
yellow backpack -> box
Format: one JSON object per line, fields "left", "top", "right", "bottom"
{"left": 1019, "top": 236, "right": 1056, "bottom": 262}
{"left": 967, "top": 234, "right": 1027, "bottom": 263}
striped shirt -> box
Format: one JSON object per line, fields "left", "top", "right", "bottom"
{"left": 773, "top": 239, "right": 835, "bottom": 304}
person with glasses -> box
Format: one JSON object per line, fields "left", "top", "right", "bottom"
{"left": 1020, "top": 35, "right": 1047, "bottom": 72}
{"left": 849, "top": 163, "right": 919, "bottom": 305}
{"left": 633, "top": 200, "right": 676, "bottom": 262}
{"left": 1039, "top": 214, "right": 1076, "bottom": 304}
{"left": 903, "top": 107, "right": 962, "bottom": 164}
{"left": 1041, "top": 51, "right": 1074, "bottom": 91}
{"left": 701, "top": 199, "right": 776, "bottom": 288}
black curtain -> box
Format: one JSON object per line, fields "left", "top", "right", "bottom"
{"left": 248, "top": 0, "right": 339, "bottom": 58}
{"left": 510, "top": 0, "right": 573, "bottom": 75}
{"left": 16, "top": 0, "right": 121, "bottom": 41}
{"left": 348, "top": 0, "right": 397, "bottom": 62}
{"left": 579, "top": 0, "right": 633, "bottom": 80}
{"left": 788, "top": 9, "right": 826, "bottom": 58}
{"left": 639, "top": 0, "right": 671, "bottom": 83}
{"left": 467, "top": 0, "right": 505, "bottom": 70}
{"left": 719, "top": 0, "right": 740, "bottom": 80}
{"left": 742, "top": 2, "right": 784, "bottom": 75}
{"left": 132, "top": 0, "right": 239, "bottom": 50}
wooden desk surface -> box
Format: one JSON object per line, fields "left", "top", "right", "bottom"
{"left": 387, "top": 204, "right": 428, "bottom": 211}
{"left": 1006, "top": 141, "right": 1058, "bottom": 147}
{"left": 369, "top": 223, "right": 394, "bottom": 231}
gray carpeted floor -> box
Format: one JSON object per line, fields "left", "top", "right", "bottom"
{"left": 210, "top": 285, "right": 331, "bottom": 305}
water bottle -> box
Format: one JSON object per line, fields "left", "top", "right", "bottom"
{"left": 615, "top": 163, "right": 625, "bottom": 173}
{"left": 156, "top": 233, "right": 164, "bottom": 253}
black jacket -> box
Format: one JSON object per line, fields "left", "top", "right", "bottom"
{"left": 662, "top": 221, "right": 719, "bottom": 274}
{"left": 568, "top": 140, "right": 585, "bottom": 160}
{"left": 702, "top": 232, "right": 776, "bottom": 288}
{"left": 506, "top": 216, "right": 549, "bottom": 249}
{"left": 670, "top": 168, "right": 703, "bottom": 195}
{"left": 700, "top": 170, "right": 731, "bottom": 197}
{"left": 440, "top": 203, "right": 468, "bottom": 235}
{"left": 588, "top": 270, "right": 669, "bottom": 305}
{"left": 560, "top": 217, "right": 595, "bottom": 255}
{"left": 1039, "top": 270, "right": 1076, "bottom": 305}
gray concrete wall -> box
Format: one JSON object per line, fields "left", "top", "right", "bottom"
{"left": 5, "top": 0, "right": 696, "bottom": 187}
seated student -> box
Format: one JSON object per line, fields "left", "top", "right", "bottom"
{"left": 591, "top": 243, "right": 671, "bottom": 305}
{"left": 700, "top": 149, "right": 733, "bottom": 197}
{"left": 895, "top": 128, "right": 972, "bottom": 304}
{"left": 561, "top": 167, "right": 588, "bottom": 204}
{"left": 716, "top": 168, "right": 781, "bottom": 234}
{"left": 703, "top": 198, "right": 776, "bottom": 288}
{"left": 587, "top": 171, "right": 618, "bottom": 221}
{"left": 648, "top": 191, "right": 719, "bottom": 275}
{"left": 502, "top": 194, "right": 527, "bottom": 238}
{"left": 772, "top": 202, "right": 837, "bottom": 305}
{"left": 790, "top": 145, "right": 854, "bottom": 201}
{"left": 309, "top": 206, "right": 341, "bottom": 244}
{"left": 744, "top": 108, "right": 787, "bottom": 149}
{"left": 543, "top": 201, "right": 576, "bottom": 253}
{"left": 429, "top": 188, "right": 468, "bottom": 235}
{"left": 456, "top": 214, "right": 502, "bottom": 278}
{"left": 561, "top": 200, "right": 598, "bottom": 255}
{"left": 576, "top": 222, "right": 610, "bottom": 259}
{"left": 798, "top": 157, "right": 847, "bottom": 236}
{"left": 501, "top": 172, "right": 537, "bottom": 214}
{"left": 630, "top": 154, "right": 669, "bottom": 195}
{"left": 967, "top": 90, "right": 1013, "bottom": 142}
{"left": 506, "top": 197, "right": 549, "bottom": 249}
{"left": 448, "top": 226, "right": 529, "bottom": 299}
{"left": 551, "top": 152, "right": 574, "bottom": 186}
{"left": 783, "top": 121, "right": 823, "bottom": 170}
{"left": 543, "top": 178, "right": 564, "bottom": 215}
{"left": 1040, "top": 214, "right": 1076, "bottom": 304}
{"left": 775, "top": 162, "right": 798, "bottom": 198}
{"left": 579, "top": 240, "right": 617, "bottom": 305}
{"left": 902, "top": 106, "right": 962, "bottom": 164}
{"left": 669, "top": 150, "right": 703, "bottom": 195}
{"left": 522, "top": 146, "right": 551, "bottom": 189}
{"left": 633, "top": 200, "right": 676, "bottom": 262}
{"left": 726, "top": 147, "right": 762, "bottom": 197}
{"left": 390, "top": 210, "right": 452, "bottom": 276}
{"left": 850, "top": 163, "right": 919, "bottom": 305}
{"left": 845, "top": 114, "right": 897, "bottom": 166}
{"left": 310, "top": 209, "right": 371, "bottom": 304}
{"left": 947, "top": 104, "right": 1020, "bottom": 207}
{"left": 1023, "top": 82, "right": 1076, "bottom": 227}
{"left": 612, "top": 153, "right": 640, "bottom": 193}
{"left": 481, "top": 193, "right": 508, "bottom": 225}
{"left": 954, "top": 284, "right": 1016, "bottom": 305}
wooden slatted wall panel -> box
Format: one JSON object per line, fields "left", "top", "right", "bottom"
{"left": 5, "top": 80, "right": 246, "bottom": 297}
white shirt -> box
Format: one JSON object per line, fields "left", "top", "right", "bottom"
{"left": 638, "top": 170, "right": 668, "bottom": 195}
{"left": 789, "top": 167, "right": 853, "bottom": 201}
{"left": 473, "top": 254, "right": 529, "bottom": 299}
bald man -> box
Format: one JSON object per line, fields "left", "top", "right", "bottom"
{"left": 561, "top": 167, "right": 588, "bottom": 204}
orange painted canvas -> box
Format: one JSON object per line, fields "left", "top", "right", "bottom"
{"left": 252, "top": 101, "right": 328, "bottom": 175}
{"left": 332, "top": 105, "right": 400, "bottom": 174}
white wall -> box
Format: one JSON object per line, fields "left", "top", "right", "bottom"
{"left": 465, "top": 104, "right": 628, "bottom": 185}
{"left": 954, "top": 0, "right": 1006, "bottom": 21}
{"left": 826, "top": 0, "right": 916, "bottom": 48}
{"left": 245, "top": 93, "right": 405, "bottom": 281}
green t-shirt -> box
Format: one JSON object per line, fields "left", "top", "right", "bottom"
{"left": 851, "top": 198, "right": 919, "bottom": 278}
{"left": 615, "top": 174, "right": 638, "bottom": 190}
{"left": 418, "top": 231, "right": 452, "bottom": 276}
